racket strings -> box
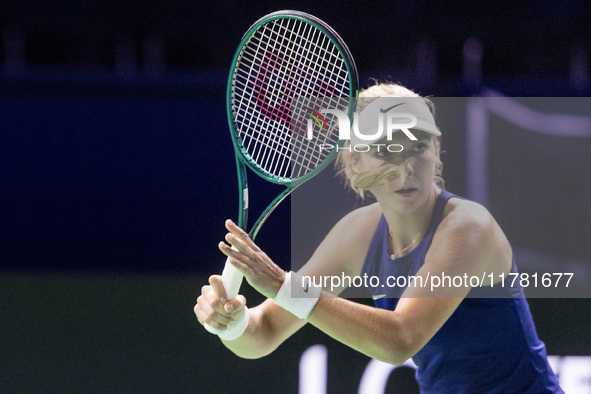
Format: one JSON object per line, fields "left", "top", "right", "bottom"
{"left": 232, "top": 16, "right": 352, "bottom": 181}
{"left": 243, "top": 20, "right": 296, "bottom": 176}
{"left": 246, "top": 20, "right": 352, "bottom": 140}
{"left": 239, "top": 19, "right": 346, "bottom": 173}
{"left": 270, "top": 20, "right": 342, "bottom": 177}
{"left": 237, "top": 20, "right": 295, "bottom": 172}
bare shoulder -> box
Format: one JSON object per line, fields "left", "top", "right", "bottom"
{"left": 332, "top": 202, "right": 382, "bottom": 252}
{"left": 440, "top": 197, "right": 494, "bottom": 230}
{"left": 335, "top": 202, "right": 382, "bottom": 234}
{"left": 429, "top": 196, "right": 512, "bottom": 280}
{"left": 304, "top": 202, "right": 382, "bottom": 278}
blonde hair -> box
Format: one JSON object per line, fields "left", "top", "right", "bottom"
{"left": 335, "top": 82, "right": 444, "bottom": 198}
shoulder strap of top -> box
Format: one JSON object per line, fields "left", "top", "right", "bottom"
{"left": 424, "top": 189, "right": 456, "bottom": 234}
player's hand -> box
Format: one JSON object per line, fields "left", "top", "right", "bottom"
{"left": 219, "top": 219, "right": 286, "bottom": 299}
{"left": 194, "top": 274, "right": 246, "bottom": 331}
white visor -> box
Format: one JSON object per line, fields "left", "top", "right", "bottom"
{"left": 349, "top": 95, "right": 440, "bottom": 146}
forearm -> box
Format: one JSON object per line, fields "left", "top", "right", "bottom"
{"left": 306, "top": 294, "right": 411, "bottom": 365}
{"left": 220, "top": 306, "right": 271, "bottom": 359}
{"left": 221, "top": 299, "right": 305, "bottom": 359}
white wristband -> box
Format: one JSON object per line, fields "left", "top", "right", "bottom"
{"left": 217, "top": 306, "right": 249, "bottom": 341}
{"left": 274, "top": 271, "right": 321, "bottom": 319}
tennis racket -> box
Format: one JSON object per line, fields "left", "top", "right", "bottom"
{"left": 205, "top": 10, "right": 358, "bottom": 334}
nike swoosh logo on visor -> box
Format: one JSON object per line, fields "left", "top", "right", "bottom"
{"left": 380, "top": 103, "right": 404, "bottom": 113}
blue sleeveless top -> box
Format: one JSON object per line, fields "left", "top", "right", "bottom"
{"left": 361, "top": 189, "right": 562, "bottom": 393}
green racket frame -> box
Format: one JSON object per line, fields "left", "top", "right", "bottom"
{"left": 227, "top": 10, "right": 359, "bottom": 239}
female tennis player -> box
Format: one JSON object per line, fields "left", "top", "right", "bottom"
{"left": 195, "top": 83, "right": 563, "bottom": 393}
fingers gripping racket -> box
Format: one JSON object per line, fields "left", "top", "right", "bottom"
{"left": 205, "top": 10, "right": 358, "bottom": 334}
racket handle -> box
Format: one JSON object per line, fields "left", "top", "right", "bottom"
{"left": 221, "top": 256, "right": 244, "bottom": 299}
{"left": 203, "top": 253, "right": 245, "bottom": 337}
